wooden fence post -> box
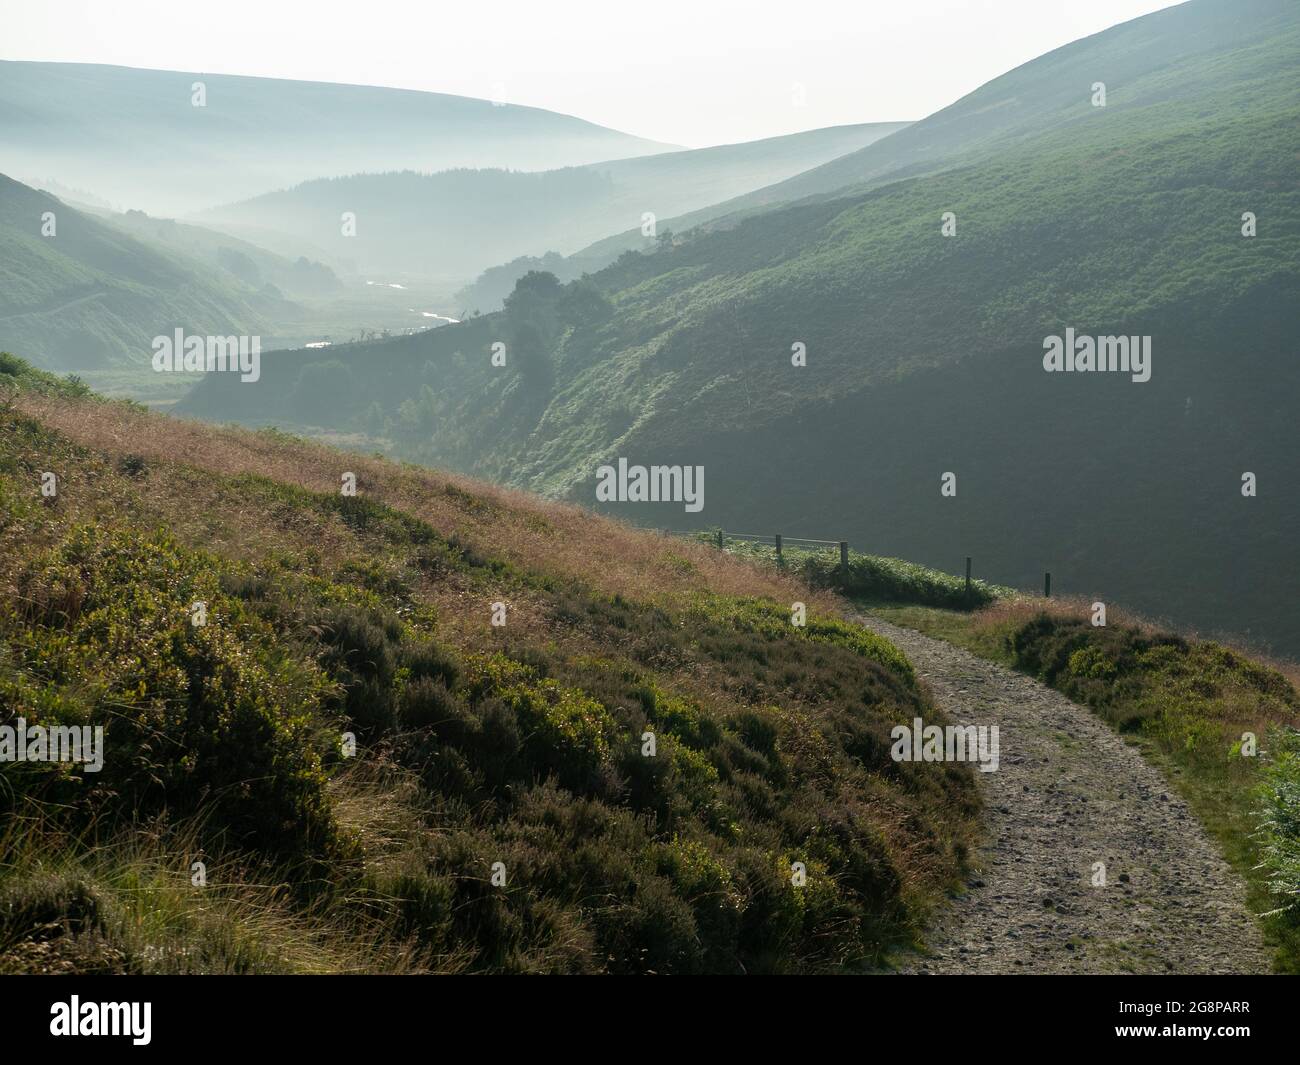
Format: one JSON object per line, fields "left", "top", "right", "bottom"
{"left": 1044, "top": 571, "right": 1051, "bottom": 598}
{"left": 839, "top": 541, "right": 849, "bottom": 568}
{"left": 775, "top": 534, "right": 782, "bottom": 564}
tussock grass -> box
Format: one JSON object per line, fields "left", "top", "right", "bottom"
{"left": 18, "top": 391, "right": 822, "bottom": 610}
{"left": 0, "top": 811, "right": 422, "bottom": 975}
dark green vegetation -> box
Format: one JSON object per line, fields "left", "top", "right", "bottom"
{"left": 186, "top": 0, "right": 1300, "bottom": 657}
{"left": 0, "top": 356, "right": 976, "bottom": 973}
{"left": 0, "top": 61, "right": 670, "bottom": 216}
{"left": 813, "top": 555, "right": 1010, "bottom": 610}
{"left": 870, "top": 598, "right": 1300, "bottom": 971}
{"left": 1258, "top": 729, "right": 1300, "bottom": 933}
{"left": 202, "top": 123, "right": 907, "bottom": 283}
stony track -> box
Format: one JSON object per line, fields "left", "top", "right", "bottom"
{"left": 858, "top": 614, "right": 1270, "bottom": 975}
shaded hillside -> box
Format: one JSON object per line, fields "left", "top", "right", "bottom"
{"left": 180, "top": 0, "right": 1300, "bottom": 655}
{"left": 0, "top": 358, "right": 976, "bottom": 973}
{"left": 0, "top": 62, "right": 672, "bottom": 216}
{"left": 202, "top": 123, "right": 908, "bottom": 283}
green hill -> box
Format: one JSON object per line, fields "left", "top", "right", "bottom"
{"left": 201, "top": 123, "right": 908, "bottom": 285}
{"left": 180, "top": 0, "right": 1300, "bottom": 657}
{"left": 0, "top": 176, "right": 472, "bottom": 393}
{"left": 0, "top": 357, "right": 976, "bottom": 973}
{"left": 0, "top": 62, "right": 672, "bottom": 216}
{"left": 0, "top": 174, "right": 271, "bottom": 370}
{"left": 732, "top": 0, "right": 1296, "bottom": 207}
{"left": 560, "top": 0, "right": 1300, "bottom": 266}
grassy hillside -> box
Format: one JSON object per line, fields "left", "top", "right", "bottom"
{"left": 182, "top": 0, "right": 1300, "bottom": 656}
{"left": 0, "top": 62, "right": 671, "bottom": 216}
{"left": 622, "top": 0, "right": 1300, "bottom": 233}
{"left": 201, "top": 123, "right": 908, "bottom": 284}
{"left": 0, "top": 356, "right": 977, "bottom": 974}
{"left": 0, "top": 176, "right": 472, "bottom": 397}
{"left": 0, "top": 175, "right": 272, "bottom": 371}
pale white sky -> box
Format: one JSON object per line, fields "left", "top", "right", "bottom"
{"left": 2, "top": 0, "right": 1182, "bottom": 146}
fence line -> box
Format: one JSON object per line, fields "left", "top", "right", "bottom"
{"left": 705, "top": 530, "right": 1054, "bottom": 603}
{"left": 725, "top": 532, "right": 840, "bottom": 546}
{"left": 709, "top": 528, "right": 850, "bottom": 569}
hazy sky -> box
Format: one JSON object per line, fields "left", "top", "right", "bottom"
{"left": 3, "top": 0, "right": 1182, "bottom": 147}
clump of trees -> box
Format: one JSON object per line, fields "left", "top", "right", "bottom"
{"left": 502, "top": 271, "right": 611, "bottom": 394}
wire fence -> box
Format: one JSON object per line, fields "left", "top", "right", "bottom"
{"left": 695, "top": 529, "right": 1044, "bottom": 603}
{"left": 725, "top": 533, "right": 841, "bottom": 547}
{"left": 704, "top": 529, "right": 851, "bottom": 567}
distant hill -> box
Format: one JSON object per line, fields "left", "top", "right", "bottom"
{"left": 100, "top": 209, "right": 345, "bottom": 299}
{"left": 0, "top": 174, "right": 270, "bottom": 369}
{"left": 0, "top": 175, "right": 469, "bottom": 382}
{"left": 563, "top": 0, "right": 1300, "bottom": 264}
{"left": 180, "top": 0, "right": 1300, "bottom": 656}
{"left": 201, "top": 122, "right": 908, "bottom": 284}
{"left": 0, "top": 62, "right": 673, "bottom": 215}
{"left": 729, "top": 0, "right": 1287, "bottom": 209}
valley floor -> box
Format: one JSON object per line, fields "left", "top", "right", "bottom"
{"left": 862, "top": 614, "right": 1270, "bottom": 975}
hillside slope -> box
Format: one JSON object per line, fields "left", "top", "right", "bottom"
{"left": 0, "top": 175, "right": 272, "bottom": 370}
{"left": 200, "top": 122, "right": 908, "bottom": 282}
{"left": 0, "top": 62, "right": 672, "bottom": 216}
{"left": 181, "top": 0, "right": 1300, "bottom": 656}
{"left": 6, "top": 358, "right": 1298, "bottom": 974}
{"left": 0, "top": 359, "right": 977, "bottom": 974}
{"left": 633, "top": 0, "right": 1300, "bottom": 232}
{"left": 0, "top": 177, "right": 466, "bottom": 385}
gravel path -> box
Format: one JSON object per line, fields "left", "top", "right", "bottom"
{"left": 858, "top": 613, "right": 1271, "bottom": 975}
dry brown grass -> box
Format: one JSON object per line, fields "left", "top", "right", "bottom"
{"left": 18, "top": 394, "right": 833, "bottom": 612}
{"left": 4, "top": 397, "right": 833, "bottom": 738}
